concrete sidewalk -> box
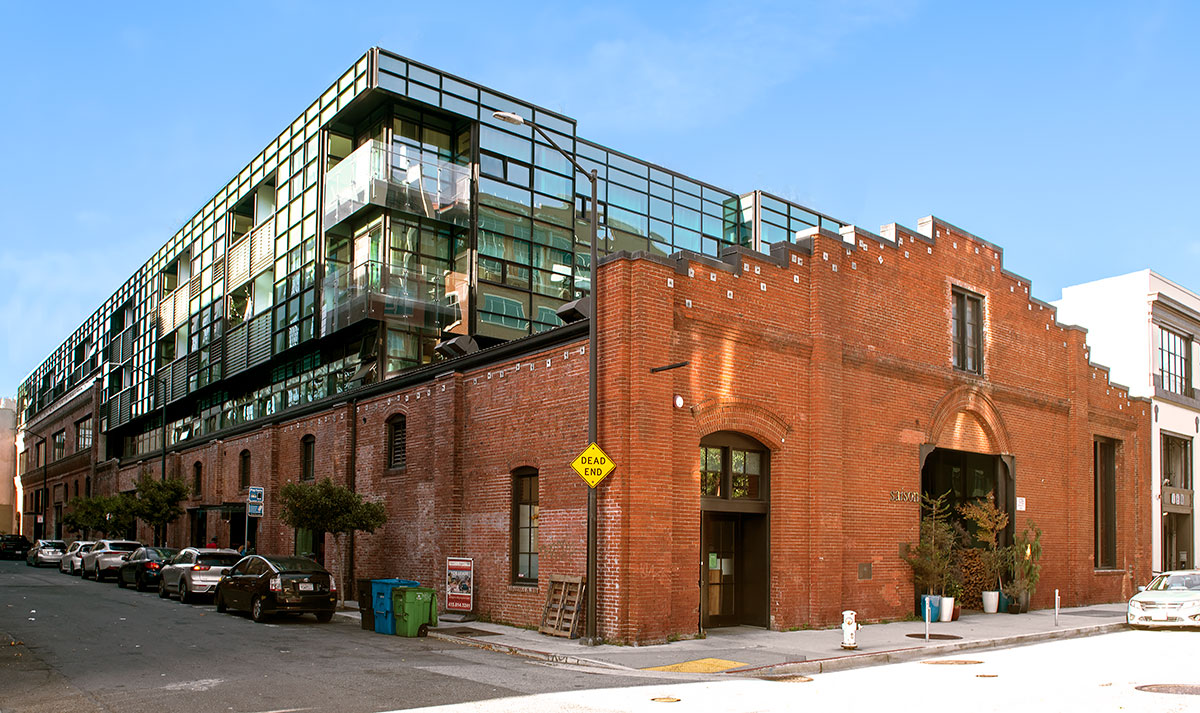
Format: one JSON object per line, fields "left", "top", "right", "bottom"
{"left": 336, "top": 601, "right": 1129, "bottom": 677}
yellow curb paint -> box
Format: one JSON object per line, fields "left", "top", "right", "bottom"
{"left": 643, "top": 657, "right": 748, "bottom": 673}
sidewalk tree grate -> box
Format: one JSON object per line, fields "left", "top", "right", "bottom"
{"left": 905, "top": 633, "right": 963, "bottom": 640}
{"left": 1136, "top": 684, "right": 1200, "bottom": 696}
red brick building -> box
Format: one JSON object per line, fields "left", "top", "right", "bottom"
{"left": 24, "top": 214, "right": 1148, "bottom": 643}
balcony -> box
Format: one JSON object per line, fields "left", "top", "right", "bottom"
{"left": 324, "top": 139, "right": 471, "bottom": 230}
{"left": 320, "top": 260, "right": 467, "bottom": 338}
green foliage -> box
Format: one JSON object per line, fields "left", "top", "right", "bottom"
{"left": 134, "top": 474, "right": 190, "bottom": 546}
{"left": 905, "top": 492, "right": 956, "bottom": 596}
{"left": 957, "top": 498, "right": 1009, "bottom": 591}
{"left": 1004, "top": 520, "right": 1043, "bottom": 601}
{"left": 62, "top": 493, "right": 137, "bottom": 538}
{"left": 279, "top": 478, "right": 387, "bottom": 536}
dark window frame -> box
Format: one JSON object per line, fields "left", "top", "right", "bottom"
{"left": 1159, "top": 326, "right": 1191, "bottom": 396}
{"left": 239, "top": 450, "right": 251, "bottom": 489}
{"left": 511, "top": 467, "right": 539, "bottom": 585}
{"left": 1161, "top": 432, "right": 1192, "bottom": 490}
{"left": 387, "top": 414, "right": 407, "bottom": 470}
{"left": 699, "top": 431, "right": 769, "bottom": 508}
{"left": 301, "top": 435, "right": 316, "bottom": 481}
{"left": 75, "top": 415, "right": 92, "bottom": 453}
{"left": 192, "top": 462, "right": 202, "bottom": 498}
{"left": 1094, "top": 437, "right": 1117, "bottom": 569}
{"left": 952, "top": 287, "right": 984, "bottom": 374}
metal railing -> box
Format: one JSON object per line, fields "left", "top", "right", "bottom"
{"left": 320, "top": 260, "right": 465, "bottom": 337}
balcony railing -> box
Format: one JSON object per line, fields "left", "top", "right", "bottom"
{"left": 324, "top": 139, "right": 471, "bottom": 229}
{"left": 320, "top": 260, "right": 467, "bottom": 337}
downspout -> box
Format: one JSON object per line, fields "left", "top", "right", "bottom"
{"left": 346, "top": 397, "right": 358, "bottom": 603}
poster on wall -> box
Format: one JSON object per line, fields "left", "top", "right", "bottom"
{"left": 446, "top": 557, "right": 474, "bottom": 612}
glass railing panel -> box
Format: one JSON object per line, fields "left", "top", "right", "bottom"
{"left": 319, "top": 260, "right": 467, "bottom": 337}
{"left": 324, "top": 140, "right": 471, "bottom": 229}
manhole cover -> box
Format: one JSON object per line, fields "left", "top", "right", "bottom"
{"left": 442, "top": 627, "right": 502, "bottom": 637}
{"left": 1136, "top": 684, "right": 1200, "bottom": 695}
{"left": 905, "top": 633, "right": 963, "bottom": 640}
{"left": 921, "top": 659, "right": 982, "bottom": 665}
{"left": 976, "top": 674, "right": 998, "bottom": 678}
{"left": 650, "top": 697, "right": 681, "bottom": 703}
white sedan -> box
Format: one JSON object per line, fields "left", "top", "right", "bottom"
{"left": 1127, "top": 569, "right": 1200, "bottom": 628}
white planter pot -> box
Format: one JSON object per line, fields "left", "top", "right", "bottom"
{"left": 939, "top": 596, "right": 955, "bottom": 622}
{"left": 982, "top": 590, "right": 1000, "bottom": 614}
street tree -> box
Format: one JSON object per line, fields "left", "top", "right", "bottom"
{"left": 62, "top": 493, "right": 138, "bottom": 539}
{"left": 279, "top": 478, "right": 386, "bottom": 595}
{"left": 134, "top": 472, "right": 190, "bottom": 546}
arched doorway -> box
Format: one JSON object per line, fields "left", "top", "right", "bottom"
{"left": 699, "top": 431, "right": 770, "bottom": 629}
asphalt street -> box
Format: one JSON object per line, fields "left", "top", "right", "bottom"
{"left": 0, "top": 559, "right": 675, "bottom": 713}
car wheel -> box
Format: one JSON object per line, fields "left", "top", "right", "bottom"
{"left": 315, "top": 611, "right": 333, "bottom": 623}
{"left": 215, "top": 591, "right": 227, "bottom": 613}
{"left": 158, "top": 579, "right": 169, "bottom": 599}
{"left": 117, "top": 573, "right": 126, "bottom": 589}
{"left": 418, "top": 623, "right": 429, "bottom": 637}
{"left": 135, "top": 574, "right": 146, "bottom": 592}
{"left": 81, "top": 564, "right": 91, "bottom": 580}
{"left": 179, "top": 580, "right": 190, "bottom": 604}
{"left": 251, "top": 596, "right": 268, "bottom": 623}
{"left": 94, "top": 565, "right": 103, "bottom": 582}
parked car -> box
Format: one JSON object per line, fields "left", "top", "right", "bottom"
{"left": 116, "top": 547, "right": 179, "bottom": 591}
{"left": 1128, "top": 570, "right": 1200, "bottom": 629}
{"left": 26, "top": 540, "right": 67, "bottom": 567}
{"left": 159, "top": 548, "right": 242, "bottom": 603}
{"left": 60, "top": 541, "right": 95, "bottom": 574}
{"left": 215, "top": 554, "right": 337, "bottom": 623}
{"left": 0, "top": 534, "right": 33, "bottom": 560}
{"left": 80, "top": 540, "right": 141, "bottom": 581}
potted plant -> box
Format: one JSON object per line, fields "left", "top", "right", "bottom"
{"left": 957, "top": 498, "right": 1009, "bottom": 614}
{"left": 942, "top": 575, "right": 963, "bottom": 622}
{"left": 1003, "top": 520, "right": 1042, "bottom": 614}
{"left": 905, "top": 492, "right": 955, "bottom": 621}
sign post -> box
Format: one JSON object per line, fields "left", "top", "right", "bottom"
{"left": 245, "top": 486, "right": 264, "bottom": 552}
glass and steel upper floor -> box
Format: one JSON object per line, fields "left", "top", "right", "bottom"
{"left": 16, "top": 47, "right": 846, "bottom": 458}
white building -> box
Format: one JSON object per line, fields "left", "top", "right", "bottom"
{"left": 1055, "top": 270, "right": 1198, "bottom": 574}
{"left": 0, "top": 398, "right": 15, "bottom": 534}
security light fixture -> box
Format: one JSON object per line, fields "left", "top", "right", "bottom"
{"left": 491, "top": 111, "right": 526, "bottom": 126}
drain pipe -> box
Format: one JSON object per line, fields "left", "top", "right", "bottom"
{"left": 346, "top": 397, "right": 359, "bottom": 605}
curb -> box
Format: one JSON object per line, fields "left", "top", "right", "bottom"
{"left": 425, "top": 630, "right": 634, "bottom": 671}
{"left": 733, "top": 622, "right": 1129, "bottom": 677}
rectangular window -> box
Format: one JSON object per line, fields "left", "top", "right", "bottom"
{"left": 952, "top": 289, "right": 983, "bottom": 374}
{"left": 1094, "top": 438, "right": 1117, "bottom": 569}
{"left": 512, "top": 470, "right": 539, "bottom": 583}
{"left": 301, "top": 436, "right": 315, "bottom": 481}
{"left": 75, "top": 416, "right": 92, "bottom": 453}
{"left": 51, "top": 431, "right": 65, "bottom": 461}
{"left": 731, "top": 449, "right": 761, "bottom": 499}
{"left": 239, "top": 451, "right": 251, "bottom": 489}
{"left": 700, "top": 446, "right": 722, "bottom": 497}
{"left": 1159, "top": 326, "right": 1191, "bottom": 396}
{"left": 1162, "top": 434, "right": 1192, "bottom": 490}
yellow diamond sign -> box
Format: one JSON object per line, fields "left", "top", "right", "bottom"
{"left": 572, "top": 442, "right": 615, "bottom": 488}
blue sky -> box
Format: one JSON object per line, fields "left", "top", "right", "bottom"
{"left": 1, "top": 1, "right": 1196, "bottom": 392}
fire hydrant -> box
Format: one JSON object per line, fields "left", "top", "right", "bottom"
{"left": 840, "top": 610, "right": 860, "bottom": 650}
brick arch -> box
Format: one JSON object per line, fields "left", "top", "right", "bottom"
{"left": 927, "top": 385, "right": 1013, "bottom": 455}
{"left": 689, "top": 398, "right": 791, "bottom": 450}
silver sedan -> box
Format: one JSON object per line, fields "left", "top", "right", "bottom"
{"left": 159, "top": 548, "right": 242, "bottom": 603}
{"left": 26, "top": 540, "right": 67, "bottom": 567}
{"left": 1128, "top": 570, "right": 1200, "bottom": 628}
{"left": 60, "top": 541, "right": 95, "bottom": 575}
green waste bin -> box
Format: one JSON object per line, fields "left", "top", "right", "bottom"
{"left": 392, "top": 586, "right": 438, "bottom": 637}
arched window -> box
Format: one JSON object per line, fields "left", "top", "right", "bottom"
{"left": 193, "top": 462, "right": 202, "bottom": 497}
{"left": 512, "top": 467, "right": 539, "bottom": 584}
{"left": 699, "top": 432, "right": 769, "bottom": 502}
{"left": 301, "top": 435, "right": 315, "bottom": 481}
{"left": 239, "top": 450, "right": 251, "bottom": 489}
{"left": 387, "top": 414, "right": 406, "bottom": 469}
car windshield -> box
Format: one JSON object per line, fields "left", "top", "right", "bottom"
{"left": 264, "top": 556, "right": 326, "bottom": 573}
{"left": 148, "top": 548, "right": 178, "bottom": 559}
{"left": 197, "top": 554, "right": 241, "bottom": 567}
{"left": 1147, "top": 573, "right": 1200, "bottom": 591}
{"left": 109, "top": 543, "right": 140, "bottom": 552}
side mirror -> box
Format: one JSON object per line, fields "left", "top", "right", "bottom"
{"left": 120, "top": 554, "right": 130, "bottom": 561}
{"left": 1138, "top": 585, "right": 1146, "bottom": 592}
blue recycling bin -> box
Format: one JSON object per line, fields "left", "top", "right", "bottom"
{"left": 371, "top": 578, "right": 419, "bottom": 635}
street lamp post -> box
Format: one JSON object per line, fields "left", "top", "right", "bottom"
{"left": 36, "top": 435, "right": 47, "bottom": 541}
{"left": 492, "top": 111, "right": 601, "bottom": 645}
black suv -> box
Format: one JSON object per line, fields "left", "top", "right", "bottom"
{"left": 1, "top": 535, "right": 33, "bottom": 560}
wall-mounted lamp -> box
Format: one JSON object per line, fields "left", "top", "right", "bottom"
{"left": 673, "top": 395, "right": 685, "bottom": 409}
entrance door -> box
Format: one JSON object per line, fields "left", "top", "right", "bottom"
{"left": 701, "top": 511, "right": 768, "bottom": 629}
{"left": 189, "top": 510, "right": 207, "bottom": 549}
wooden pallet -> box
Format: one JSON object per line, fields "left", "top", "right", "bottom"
{"left": 539, "top": 575, "right": 584, "bottom": 638}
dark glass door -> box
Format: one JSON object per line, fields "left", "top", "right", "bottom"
{"left": 701, "top": 512, "right": 768, "bottom": 629}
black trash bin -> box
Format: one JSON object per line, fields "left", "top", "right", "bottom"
{"left": 356, "top": 578, "right": 375, "bottom": 632}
